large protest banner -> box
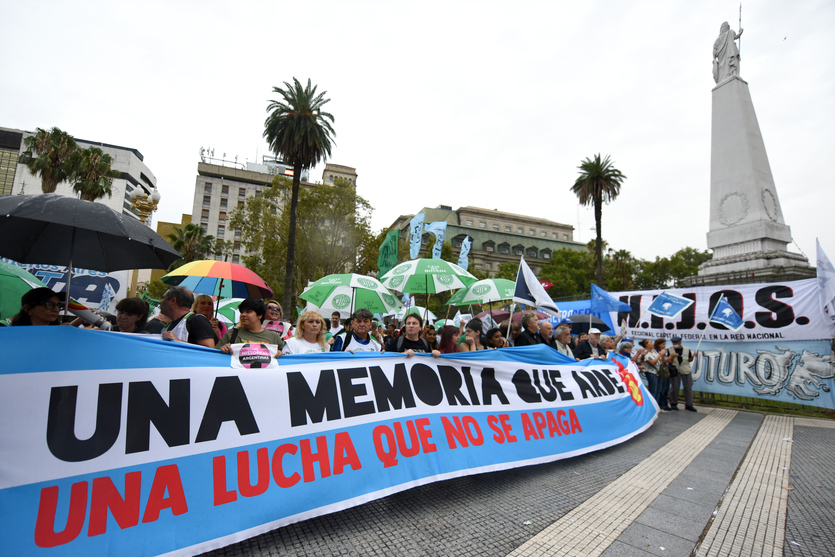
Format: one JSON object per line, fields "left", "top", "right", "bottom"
{"left": 0, "top": 328, "right": 656, "bottom": 556}
{"left": 610, "top": 279, "right": 835, "bottom": 343}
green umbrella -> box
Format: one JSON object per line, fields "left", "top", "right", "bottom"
{"left": 446, "top": 278, "right": 515, "bottom": 306}
{"left": 378, "top": 258, "right": 477, "bottom": 294}
{"left": 299, "top": 273, "right": 403, "bottom": 316}
{"left": 0, "top": 259, "right": 48, "bottom": 324}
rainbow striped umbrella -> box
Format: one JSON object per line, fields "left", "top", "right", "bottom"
{"left": 161, "top": 260, "right": 274, "bottom": 298}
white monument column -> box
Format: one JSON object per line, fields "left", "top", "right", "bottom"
{"left": 696, "top": 24, "right": 809, "bottom": 282}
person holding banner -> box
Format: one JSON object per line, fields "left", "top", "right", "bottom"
{"left": 554, "top": 325, "right": 576, "bottom": 360}
{"left": 282, "top": 311, "right": 328, "bottom": 354}
{"left": 113, "top": 297, "right": 150, "bottom": 333}
{"left": 574, "top": 328, "right": 604, "bottom": 360}
{"left": 437, "top": 325, "right": 461, "bottom": 353}
{"left": 514, "top": 312, "right": 542, "bottom": 346}
{"left": 668, "top": 336, "right": 697, "bottom": 412}
{"left": 330, "top": 308, "right": 381, "bottom": 352}
{"left": 10, "top": 287, "right": 65, "bottom": 326}
{"left": 486, "top": 327, "right": 508, "bottom": 349}
{"left": 160, "top": 287, "right": 216, "bottom": 348}
{"left": 386, "top": 314, "right": 440, "bottom": 356}
{"left": 218, "top": 298, "right": 284, "bottom": 353}
{"left": 263, "top": 300, "right": 288, "bottom": 337}
{"left": 538, "top": 320, "right": 557, "bottom": 349}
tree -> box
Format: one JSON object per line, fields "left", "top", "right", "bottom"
{"left": 264, "top": 77, "right": 336, "bottom": 311}
{"left": 20, "top": 127, "right": 78, "bottom": 194}
{"left": 571, "top": 154, "right": 626, "bottom": 285}
{"left": 634, "top": 247, "right": 712, "bottom": 289}
{"left": 540, "top": 248, "right": 595, "bottom": 297}
{"left": 71, "top": 147, "right": 120, "bottom": 201}
{"left": 495, "top": 262, "right": 519, "bottom": 281}
{"left": 166, "top": 223, "right": 215, "bottom": 268}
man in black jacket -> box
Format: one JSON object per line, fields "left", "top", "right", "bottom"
{"left": 514, "top": 312, "right": 542, "bottom": 346}
{"left": 538, "top": 320, "right": 557, "bottom": 348}
{"left": 573, "top": 327, "right": 604, "bottom": 360}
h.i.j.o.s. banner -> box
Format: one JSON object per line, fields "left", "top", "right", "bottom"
{"left": 0, "top": 328, "right": 656, "bottom": 556}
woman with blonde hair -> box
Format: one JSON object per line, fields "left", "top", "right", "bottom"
{"left": 192, "top": 294, "right": 226, "bottom": 341}
{"left": 282, "top": 311, "right": 328, "bottom": 354}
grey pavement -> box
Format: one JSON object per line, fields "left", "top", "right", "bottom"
{"left": 201, "top": 409, "right": 835, "bottom": 557}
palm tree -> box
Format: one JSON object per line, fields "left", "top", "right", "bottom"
{"left": 571, "top": 154, "right": 626, "bottom": 285}
{"left": 166, "top": 223, "right": 215, "bottom": 268}
{"left": 20, "top": 127, "right": 78, "bottom": 193}
{"left": 71, "top": 147, "right": 121, "bottom": 201}
{"left": 264, "top": 77, "right": 335, "bottom": 311}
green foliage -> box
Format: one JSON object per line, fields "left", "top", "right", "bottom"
{"left": 71, "top": 147, "right": 120, "bottom": 201}
{"left": 571, "top": 153, "right": 626, "bottom": 285}
{"left": 634, "top": 247, "right": 712, "bottom": 289}
{"left": 228, "top": 175, "right": 375, "bottom": 320}
{"left": 143, "top": 279, "right": 169, "bottom": 300}
{"left": 495, "top": 262, "right": 519, "bottom": 281}
{"left": 540, "top": 249, "right": 595, "bottom": 297}
{"left": 264, "top": 77, "right": 336, "bottom": 311}
{"left": 165, "top": 223, "right": 215, "bottom": 268}
{"left": 20, "top": 127, "right": 79, "bottom": 194}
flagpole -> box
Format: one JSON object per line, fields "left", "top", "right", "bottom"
{"left": 506, "top": 303, "right": 516, "bottom": 340}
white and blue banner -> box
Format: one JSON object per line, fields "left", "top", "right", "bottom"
{"left": 647, "top": 291, "right": 694, "bottom": 319}
{"left": 611, "top": 279, "right": 835, "bottom": 343}
{"left": 0, "top": 328, "right": 656, "bottom": 557}
{"left": 408, "top": 213, "right": 425, "bottom": 259}
{"left": 690, "top": 339, "right": 835, "bottom": 410}
{"left": 424, "top": 221, "right": 447, "bottom": 259}
{"left": 709, "top": 296, "right": 744, "bottom": 331}
{"left": 458, "top": 236, "right": 472, "bottom": 270}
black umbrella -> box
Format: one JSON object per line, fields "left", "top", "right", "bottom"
{"left": 0, "top": 194, "right": 181, "bottom": 311}
{"left": 565, "top": 315, "right": 612, "bottom": 335}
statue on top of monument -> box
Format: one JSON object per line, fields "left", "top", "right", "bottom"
{"left": 713, "top": 21, "right": 744, "bottom": 84}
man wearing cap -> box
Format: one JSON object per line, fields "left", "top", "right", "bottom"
{"left": 669, "top": 336, "right": 697, "bottom": 411}
{"left": 574, "top": 327, "right": 604, "bottom": 360}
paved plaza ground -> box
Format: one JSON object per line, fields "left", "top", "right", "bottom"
{"left": 202, "top": 407, "right": 834, "bottom": 557}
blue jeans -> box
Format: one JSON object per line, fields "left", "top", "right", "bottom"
{"left": 656, "top": 376, "right": 671, "bottom": 409}
{"left": 645, "top": 373, "right": 659, "bottom": 403}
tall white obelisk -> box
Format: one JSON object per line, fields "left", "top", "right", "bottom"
{"left": 696, "top": 22, "right": 810, "bottom": 284}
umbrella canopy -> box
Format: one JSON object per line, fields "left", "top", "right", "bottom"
{"left": 476, "top": 309, "right": 510, "bottom": 323}
{"left": 214, "top": 298, "right": 245, "bottom": 324}
{"left": 379, "top": 258, "right": 477, "bottom": 294}
{"left": 447, "top": 278, "right": 515, "bottom": 306}
{"left": 162, "top": 260, "right": 274, "bottom": 298}
{"left": 0, "top": 259, "right": 48, "bottom": 323}
{"left": 395, "top": 306, "right": 437, "bottom": 322}
{"left": 0, "top": 194, "right": 181, "bottom": 271}
{"left": 433, "top": 319, "right": 459, "bottom": 329}
{"left": 511, "top": 309, "right": 549, "bottom": 323}
{"left": 299, "top": 273, "right": 403, "bottom": 315}
{"left": 567, "top": 315, "right": 612, "bottom": 335}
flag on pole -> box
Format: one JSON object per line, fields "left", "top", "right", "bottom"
{"left": 817, "top": 239, "right": 835, "bottom": 322}
{"left": 409, "top": 213, "right": 425, "bottom": 259}
{"left": 512, "top": 257, "right": 560, "bottom": 316}
{"left": 647, "top": 291, "right": 694, "bottom": 318}
{"left": 425, "top": 221, "right": 447, "bottom": 259}
{"left": 377, "top": 230, "right": 400, "bottom": 276}
{"left": 709, "top": 296, "right": 744, "bottom": 330}
{"left": 458, "top": 236, "right": 472, "bottom": 270}
{"left": 590, "top": 283, "right": 632, "bottom": 313}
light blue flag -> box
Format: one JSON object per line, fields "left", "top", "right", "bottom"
{"left": 425, "top": 221, "right": 447, "bottom": 259}
{"left": 590, "top": 283, "right": 632, "bottom": 314}
{"left": 710, "top": 296, "right": 745, "bottom": 330}
{"left": 458, "top": 236, "right": 472, "bottom": 270}
{"left": 647, "top": 291, "right": 694, "bottom": 318}
{"left": 409, "top": 213, "right": 425, "bottom": 259}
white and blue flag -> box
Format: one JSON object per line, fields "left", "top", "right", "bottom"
{"left": 590, "top": 283, "right": 632, "bottom": 313}
{"left": 409, "top": 213, "right": 425, "bottom": 259}
{"left": 647, "top": 291, "right": 694, "bottom": 318}
{"left": 513, "top": 257, "right": 560, "bottom": 316}
{"left": 425, "top": 221, "right": 447, "bottom": 259}
{"left": 458, "top": 236, "right": 472, "bottom": 270}
{"left": 709, "top": 296, "right": 745, "bottom": 330}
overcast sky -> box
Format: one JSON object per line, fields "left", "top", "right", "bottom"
{"left": 2, "top": 0, "right": 833, "bottom": 264}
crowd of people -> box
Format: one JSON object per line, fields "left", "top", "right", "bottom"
{"left": 9, "top": 288, "right": 695, "bottom": 413}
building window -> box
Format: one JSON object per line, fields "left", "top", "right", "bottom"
{"left": 453, "top": 238, "right": 462, "bottom": 248}
{"left": 217, "top": 225, "right": 225, "bottom": 237}
{"left": 529, "top": 229, "right": 535, "bottom": 236}
{"left": 542, "top": 251, "right": 551, "bottom": 259}
{"left": 517, "top": 228, "right": 523, "bottom": 234}
{"left": 514, "top": 246, "right": 523, "bottom": 256}
{"left": 235, "top": 229, "right": 242, "bottom": 238}
{"left": 499, "top": 243, "right": 510, "bottom": 254}
{"left": 221, "top": 185, "right": 229, "bottom": 195}
{"left": 421, "top": 233, "right": 429, "bottom": 246}
{"left": 232, "top": 254, "right": 240, "bottom": 264}
{"left": 527, "top": 247, "right": 538, "bottom": 258}
{"left": 200, "top": 224, "right": 207, "bottom": 232}
{"left": 233, "top": 241, "right": 241, "bottom": 251}
{"left": 485, "top": 262, "right": 491, "bottom": 270}
{"left": 239, "top": 188, "right": 246, "bottom": 198}
{"left": 541, "top": 231, "right": 546, "bottom": 237}
{"left": 483, "top": 241, "right": 495, "bottom": 252}
{"left": 201, "top": 209, "right": 209, "bottom": 221}
{"left": 505, "top": 226, "right": 511, "bottom": 231}
{"left": 220, "top": 198, "right": 227, "bottom": 208}
{"left": 466, "top": 220, "right": 473, "bottom": 226}
{"left": 218, "top": 211, "right": 226, "bottom": 221}
{"left": 203, "top": 196, "right": 211, "bottom": 206}
{"left": 552, "top": 233, "right": 558, "bottom": 239}
{"left": 238, "top": 200, "right": 245, "bottom": 207}
{"left": 204, "top": 183, "right": 212, "bottom": 193}
{"left": 480, "top": 222, "right": 486, "bottom": 228}
{"left": 255, "top": 190, "right": 262, "bottom": 197}
{"left": 493, "top": 224, "right": 499, "bottom": 230}
{"left": 563, "top": 234, "right": 569, "bottom": 240}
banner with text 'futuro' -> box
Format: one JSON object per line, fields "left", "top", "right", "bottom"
{"left": 0, "top": 328, "right": 656, "bottom": 557}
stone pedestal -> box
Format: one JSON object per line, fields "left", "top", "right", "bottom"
{"left": 695, "top": 76, "right": 810, "bottom": 284}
